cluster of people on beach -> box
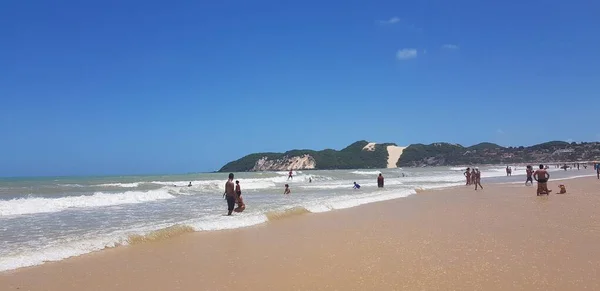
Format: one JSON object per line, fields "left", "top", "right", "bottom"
{"left": 463, "top": 167, "right": 484, "bottom": 190}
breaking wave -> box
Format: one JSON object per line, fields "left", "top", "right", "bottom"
{"left": 0, "top": 189, "right": 175, "bottom": 217}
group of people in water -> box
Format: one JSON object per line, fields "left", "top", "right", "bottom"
{"left": 353, "top": 173, "right": 386, "bottom": 190}
{"left": 222, "top": 171, "right": 392, "bottom": 215}
{"left": 223, "top": 173, "right": 246, "bottom": 216}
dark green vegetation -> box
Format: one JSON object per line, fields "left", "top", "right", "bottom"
{"left": 220, "top": 140, "right": 600, "bottom": 172}
{"left": 398, "top": 141, "right": 600, "bottom": 167}
{"left": 219, "top": 141, "right": 395, "bottom": 172}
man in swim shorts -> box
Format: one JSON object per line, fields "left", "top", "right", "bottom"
{"left": 533, "top": 165, "right": 551, "bottom": 196}
{"left": 223, "top": 173, "right": 236, "bottom": 215}
{"left": 377, "top": 173, "right": 384, "bottom": 188}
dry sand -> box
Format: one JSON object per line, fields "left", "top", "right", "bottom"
{"left": 386, "top": 145, "right": 405, "bottom": 168}
{"left": 2, "top": 177, "right": 600, "bottom": 291}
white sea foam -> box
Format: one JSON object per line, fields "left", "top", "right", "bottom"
{"left": 152, "top": 174, "right": 321, "bottom": 192}
{"left": 0, "top": 213, "right": 269, "bottom": 272}
{"left": 97, "top": 182, "right": 140, "bottom": 188}
{"left": 0, "top": 189, "right": 174, "bottom": 217}
{"left": 276, "top": 171, "right": 302, "bottom": 176}
{"left": 350, "top": 170, "right": 382, "bottom": 175}
{"left": 304, "top": 188, "right": 416, "bottom": 213}
{"left": 0, "top": 233, "right": 125, "bottom": 272}
{"left": 187, "top": 213, "right": 269, "bottom": 231}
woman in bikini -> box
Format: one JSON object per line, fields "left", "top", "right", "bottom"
{"left": 234, "top": 180, "right": 245, "bottom": 212}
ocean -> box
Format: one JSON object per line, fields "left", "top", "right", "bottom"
{"left": 0, "top": 165, "right": 591, "bottom": 272}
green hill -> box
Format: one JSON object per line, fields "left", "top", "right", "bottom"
{"left": 219, "top": 140, "right": 600, "bottom": 172}
{"left": 397, "top": 141, "right": 600, "bottom": 167}
{"left": 219, "top": 140, "right": 396, "bottom": 172}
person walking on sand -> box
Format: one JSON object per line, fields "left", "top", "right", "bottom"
{"left": 234, "top": 180, "right": 245, "bottom": 212}
{"left": 464, "top": 168, "right": 471, "bottom": 185}
{"left": 223, "top": 173, "right": 236, "bottom": 216}
{"left": 288, "top": 170, "right": 293, "bottom": 180}
{"left": 474, "top": 168, "right": 483, "bottom": 190}
{"left": 525, "top": 165, "right": 534, "bottom": 186}
{"left": 470, "top": 169, "right": 476, "bottom": 186}
{"left": 377, "top": 173, "right": 384, "bottom": 188}
{"left": 284, "top": 184, "right": 291, "bottom": 194}
{"left": 534, "top": 164, "right": 551, "bottom": 196}
{"left": 596, "top": 163, "right": 600, "bottom": 179}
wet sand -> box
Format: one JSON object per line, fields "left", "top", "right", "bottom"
{"left": 2, "top": 177, "right": 600, "bottom": 290}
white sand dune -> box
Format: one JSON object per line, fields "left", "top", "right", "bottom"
{"left": 386, "top": 145, "right": 405, "bottom": 168}
{"left": 362, "top": 142, "right": 376, "bottom": 151}
{"left": 362, "top": 142, "right": 405, "bottom": 168}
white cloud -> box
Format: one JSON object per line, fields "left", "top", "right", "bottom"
{"left": 396, "top": 48, "right": 417, "bottom": 60}
{"left": 379, "top": 17, "right": 400, "bottom": 25}
{"left": 442, "top": 44, "right": 460, "bottom": 50}
{"left": 496, "top": 129, "right": 505, "bottom": 134}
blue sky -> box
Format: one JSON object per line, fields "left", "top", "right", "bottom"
{"left": 1, "top": 0, "right": 599, "bottom": 176}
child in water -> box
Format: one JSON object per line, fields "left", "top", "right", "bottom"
{"left": 353, "top": 182, "right": 361, "bottom": 189}
{"left": 284, "top": 184, "right": 291, "bottom": 195}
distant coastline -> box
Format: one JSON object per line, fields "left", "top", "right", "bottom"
{"left": 219, "top": 140, "right": 600, "bottom": 172}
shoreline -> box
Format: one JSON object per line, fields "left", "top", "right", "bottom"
{"left": 0, "top": 172, "right": 594, "bottom": 274}
{"left": 2, "top": 176, "right": 600, "bottom": 290}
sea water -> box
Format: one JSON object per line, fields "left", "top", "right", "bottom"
{"left": 0, "top": 166, "right": 590, "bottom": 272}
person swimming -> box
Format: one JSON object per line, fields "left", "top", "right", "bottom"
{"left": 353, "top": 182, "right": 361, "bottom": 189}
{"left": 284, "top": 184, "right": 291, "bottom": 195}
{"left": 188, "top": 182, "right": 192, "bottom": 187}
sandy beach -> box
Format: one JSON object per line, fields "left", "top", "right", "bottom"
{"left": 2, "top": 176, "right": 600, "bottom": 290}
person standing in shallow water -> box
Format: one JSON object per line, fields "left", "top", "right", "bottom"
{"left": 474, "top": 168, "right": 483, "bottom": 190}
{"left": 284, "top": 184, "right": 291, "bottom": 194}
{"left": 223, "top": 173, "right": 236, "bottom": 216}
{"left": 234, "top": 180, "right": 245, "bottom": 212}
{"left": 525, "top": 165, "right": 534, "bottom": 186}
{"left": 377, "top": 173, "right": 384, "bottom": 188}
{"left": 288, "top": 170, "right": 293, "bottom": 180}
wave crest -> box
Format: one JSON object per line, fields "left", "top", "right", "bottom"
{"left": 0, "top": 189, "right": 174, "bottom": 217}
